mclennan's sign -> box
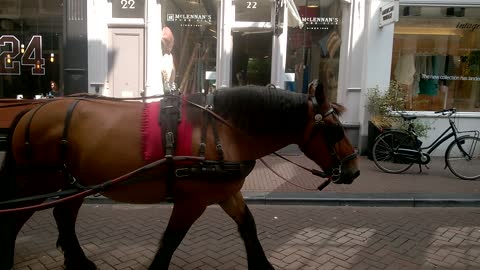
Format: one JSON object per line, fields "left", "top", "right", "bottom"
{"left": 379, "top": 1, "right": 399, "bottom": 28}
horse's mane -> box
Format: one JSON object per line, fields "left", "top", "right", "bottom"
{"left": 188, "top": 85, "right": 309, "bottom": 136}
{"left": 331, "top": 102, "right": 345, "bottom": 116}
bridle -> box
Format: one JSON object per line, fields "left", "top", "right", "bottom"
{"left": 298, "top": 95, "right": 358, "bottom": 185}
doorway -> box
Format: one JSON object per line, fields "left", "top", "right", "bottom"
{"left": 231, "top": 32, "right": 272, "bottom": 86}
{"left": 107, "top": 27, "right": 144, "bottom": 98}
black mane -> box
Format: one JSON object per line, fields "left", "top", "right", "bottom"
{"left": 210, "top": 85, "right": 309, "bottom": 135}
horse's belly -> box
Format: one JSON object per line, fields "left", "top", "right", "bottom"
{"left": 100, "top": 177, "right": 246, "bottom": 205}
{"left": 101, "top": 181, "right": 167, "bottom": 204}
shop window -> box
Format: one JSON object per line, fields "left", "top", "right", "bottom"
{"left": 162, "top": 0, "right": 218, "bottom": 94}
{"left": 0, "top": 0, "right": 63, "bottom": 99}
{"left": 392, "top": 6, "right": 480, "bottom": 112}
{"left": 285, "top": 0, "right": 342, "bottom": 101}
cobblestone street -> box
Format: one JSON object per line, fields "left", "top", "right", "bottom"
{"left": 14, "top": 204, "right": 480, "bottom": 270}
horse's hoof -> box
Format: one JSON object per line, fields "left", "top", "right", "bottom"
{"left": 64, "top": 257, "right": 97, "bottom": 270}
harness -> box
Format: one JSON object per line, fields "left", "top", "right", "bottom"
{"left": 0, "top": 90, "right": 356, "bottom": 213}
{"left": 159, "top": 94, "right": 255, "bottom": 201}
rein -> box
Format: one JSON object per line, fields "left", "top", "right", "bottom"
{"left": 0, "top": 156, "right": 205, "bottom": 214}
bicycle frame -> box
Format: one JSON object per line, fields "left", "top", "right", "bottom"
{"left": 416, "top": 115, "right": 478, "bottom": 157}
{"left": 420, "top": 124, "right": 456, "bottom": 155}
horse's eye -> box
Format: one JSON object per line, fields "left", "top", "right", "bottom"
{"left": 327, "top": 122, "right": 345, "bottom": 143}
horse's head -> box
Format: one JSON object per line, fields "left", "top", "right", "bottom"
{"left": 300, "top": 80, "right": 360, "bottom": 184}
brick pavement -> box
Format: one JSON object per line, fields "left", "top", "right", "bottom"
{"left": 13, "top": 204, "right": 480, "bottom": 270}
{"left": 242, "top": 154, "right": 480, "bottom": 195}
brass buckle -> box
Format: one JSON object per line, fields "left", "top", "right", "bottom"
{"left": 175, "top": 168, "right": 190, "bottom": 178}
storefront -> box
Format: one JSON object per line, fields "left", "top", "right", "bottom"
{"left": 7, "top": 0, "right": 476, "bottom": 155}
{"left": 0, "top": 0, "right": 64, "bottom": 99}
{"left": 354, "top": 0, "right": 480, "bottom": 155}
{"left": 84, "top": 0, "right": 349, "bottom": 99}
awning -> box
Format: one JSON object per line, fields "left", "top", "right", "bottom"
{"left": 286, "top": 0, "right": 304, "bottom": 28}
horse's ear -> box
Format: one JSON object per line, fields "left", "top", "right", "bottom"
{"left": 314, "top": 81, "right": 327, "bottom": 105}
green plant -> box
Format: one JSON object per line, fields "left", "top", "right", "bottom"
{"left": 367, "top": 80, "right": 431, "bottom": 138}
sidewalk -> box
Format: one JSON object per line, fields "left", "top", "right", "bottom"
{"left": 239, "top": 154, "right": 480, "bottom": 206}
{"left": 2, "top": 151, "right": 479, "bottom": 206}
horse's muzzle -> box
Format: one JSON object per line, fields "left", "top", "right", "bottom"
{"left": 338, "top": 168, "right": 360, "bottom": 184}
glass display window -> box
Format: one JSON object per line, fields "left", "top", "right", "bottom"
{"left": 162, "top": 0, "right": 218, "bottom": 94}
{"left": 0, "top": 0, "right": 63, "bottom": 99}
{"left": 285, "top": 0, "right": 342, "bottom": 101}
{"left": 392, "top": 6, "right": 480, "bottom": 112}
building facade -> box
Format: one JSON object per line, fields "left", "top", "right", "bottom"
{"left": 1, "top": 0, "right": 479, "bottom": 155}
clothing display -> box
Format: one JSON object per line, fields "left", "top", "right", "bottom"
{"left": 394, "top": 53, "right": 416, "bottom": 85}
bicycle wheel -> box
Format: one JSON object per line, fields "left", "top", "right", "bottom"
{"left": 445, "top": 135, "right": 480, "bottom": 180}
{"left": 372, "top": 130, "right": 416, "bottom": 173}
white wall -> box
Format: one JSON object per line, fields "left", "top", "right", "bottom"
{"left": 87, "top": 0, "right": 109, "bottom": 94}
{"left": 87, "top": 0, "right": 163, "bottom": 97}
{"left": 351, "top": 0, "right": 396, "bottom": 154}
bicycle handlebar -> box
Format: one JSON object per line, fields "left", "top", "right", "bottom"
{"left": 434, "top": 108, "right": 456, "bottom": 115}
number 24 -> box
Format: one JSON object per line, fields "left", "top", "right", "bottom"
{"left": 0, "top": 35, "right": 45, "bottom": 75}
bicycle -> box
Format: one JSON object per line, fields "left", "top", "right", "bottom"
{"left": 372, "top": 108, "right": 480, "bottom": 180}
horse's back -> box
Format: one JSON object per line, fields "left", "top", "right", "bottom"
{"left": 11, "top": 98, "right": 146, "bottom": 179}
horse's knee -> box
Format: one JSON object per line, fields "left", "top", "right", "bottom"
{"left": 221, "top": 197, "right": 274, "bottom": 270}
{"left": 52, "top": 201, "right": 96, "bottom": 270}
{"left": 149, "top": 202, "right": 207, "bottom": 269}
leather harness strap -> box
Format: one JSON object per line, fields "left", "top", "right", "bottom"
{"left": 199, "top": 94, "right": 223, "bottom": 160}
{"left": 24, "top": 100, "right": 55, "bottom": 158}
{"left": 159, "top": 95, "right": 182, "bottom": 200}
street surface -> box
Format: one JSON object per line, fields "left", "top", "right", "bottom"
{"left": 14, "top": 204, "right": 480, "bottom": 270}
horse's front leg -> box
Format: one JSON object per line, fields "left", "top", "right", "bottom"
{"left": 149, "top": 201, "right": 207, "bottom": 270}
{"left": 53, "top": 199, "right": 96, "bottom": 270}
{"left": 219, "top": 191, "right": 275, "bottom": 270}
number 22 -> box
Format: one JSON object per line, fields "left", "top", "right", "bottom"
{"left": 247, "top": 1, "right": 257, "bottom": 8}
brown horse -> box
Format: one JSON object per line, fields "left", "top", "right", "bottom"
{"left": 0, "top": 83, "right": 359, "bottom": 270}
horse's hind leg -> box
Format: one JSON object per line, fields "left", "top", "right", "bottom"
{"left": 0, "top": 211, "right": 35, "bottom": 270}
{"left": 53, "top": 199, "right": 96, "bottom": 270}
{"left": 220, "top": 191, "right": 275, "bottom": 270}
{"left": 149, "top": 201, "right": 207, "bottom": 270}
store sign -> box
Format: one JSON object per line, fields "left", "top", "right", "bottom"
{"left": 0, "top": 35, "right": 45, "bottom": 75}
{"left": 379, "top": 1, "right": 399, "bottom": 28}
{"left": 166, "top": 13, "right": 212, "bottom": 26}
{"left": 112, "top": 0, "right": 145, "bottom": 18}
{"left": 302, "top": 17, "right": 339, "bottom": 25}
{"left": 456, "top": 22, "right": 480, "bottom": 32}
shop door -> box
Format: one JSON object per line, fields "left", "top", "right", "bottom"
{"left": 107, "top": 28, "right": 144, "bottom": 98}
{"left": 232, "top": 32, "right": 272, "bottom": 86}
{"left": 231, "top": 0, "right": 274, "bottom": 86}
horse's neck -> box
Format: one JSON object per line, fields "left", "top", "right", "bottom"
{"left": 221, "top": 127, "right": 301, "bottom": 161}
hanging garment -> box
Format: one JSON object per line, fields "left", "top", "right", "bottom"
{"left": 394, "top": 54, "right": 416, "bottom": 85}
{"left": 419, "top": 56, "right": 439, "bottom": 96}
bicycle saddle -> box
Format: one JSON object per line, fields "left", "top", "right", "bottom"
{"left": 401, "top": 114, "right": 417, "bottom": 121}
